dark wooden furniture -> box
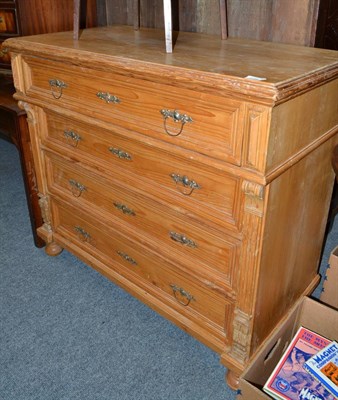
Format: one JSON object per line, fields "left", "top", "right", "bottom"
{"left": 0, "top": 77, "right": 44, "bottom": 247}
{"left": 74, "top": 0, "right": 228, "bottom": 51}
{"left": 97, "top": 0, "right": 320, "bottom": 46}
{"left": 0, "top": 0, "right": 97, "bottom": 246}
{"left": 1, "top": 0, "right": 96, "bottom": 69}
{"left": 315, "top": 0, "right": 338, "bottom": 232}
{"left": 0, "top": 0, "right": 17, "bottom": 70}
{"left": 316, "top": 0, "right": 338, "bottom": 50}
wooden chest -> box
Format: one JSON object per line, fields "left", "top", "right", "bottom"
{"left": 5, "top": 26, "right": 338, "bottom": 388}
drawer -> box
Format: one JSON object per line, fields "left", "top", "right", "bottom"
{"left": 51, "top": 198, "right": 233, "bottom": 333}
{"left": 45, "top": 152, "right": 240, "bottom": 287}
{"left": 0, "top": 8, "right": 19, "bottom": 36}
{"left": 23, "top": 56, "right": 244, "bottom": 164}
{"left": 45, "top": 111, "right": 241, "bottom": 231}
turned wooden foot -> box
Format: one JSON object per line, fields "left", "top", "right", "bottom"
{"left": 226, "top": 369, "right": 240, "bottom": 390}
{"left": 45, "top": 241, "right": 63, "bottom": 256}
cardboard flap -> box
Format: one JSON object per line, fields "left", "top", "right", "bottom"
{"left": 299, "top": 296, "right": 338, "bottom": 338}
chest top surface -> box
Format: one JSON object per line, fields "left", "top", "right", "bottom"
{"left": 4, "top": 25, "right": 338, "bottom": 105}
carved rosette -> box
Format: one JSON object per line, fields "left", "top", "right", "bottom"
{"left": 38, "top": 194, "right": 52, "bottom": 233}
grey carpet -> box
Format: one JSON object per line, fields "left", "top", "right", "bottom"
{"left": 0, "top": 140, "right": 236, "bottom": 399}
{"left": 1, "top": 139, "right": 336, "bottom": 400}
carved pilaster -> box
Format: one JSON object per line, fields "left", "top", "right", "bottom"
{"left": 38, "top": 194, "right": 52, "bottom": 233}
{"left": 229, "top": 308, "right": 252, "bottom": 364}
{"left": 10, "top": 53, "right": 25, "bottom": 94}
{"left": 27, "top": 160, "right": 38, "bottom": 195}
{"left": 232, "top": 179, "right": 266, "bottom": 356}
{"left": 242, "top": 104, "right": 270, "bottom": 173}
{"left": 17, "top": 102, "right": 47, "bottom": 195}
{"left": 242, "top": 180, "right": 264, "bottom": 217}
{"left": 37, "top": 193, "right": 62, "bottom": 256}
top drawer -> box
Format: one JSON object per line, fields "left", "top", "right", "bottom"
{"left": 22, "top": 56, "right": 245, "bottom": 165}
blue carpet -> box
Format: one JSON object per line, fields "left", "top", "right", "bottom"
{"left": 312, "top": 197, "right": 338, "bottom": 298}
{"left": 0, "top": 140, "right": 237, "bottom": 399}
{"left": 1, "top": 139, "right": 337, "bottom": 400}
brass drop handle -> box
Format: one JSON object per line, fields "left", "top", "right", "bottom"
{"left": 170, "top": 173, "right": 201, "bottom": 196}
{"left": 108, "top": 147, "right": 132, "bottom": 160}
{"left": 69, "top": 179, "right": 86, "bottom": 197}
{"left": 117, "top": 251, "right": 137, "bottom": 266}
{"left": 160, "top": 109, "right": 193, "bottom": 136}
{"left": 169, "top": 231, "right": 197, "bottom": 248}
{"left": 97, "top": 92, "right": 121, "bottom": 104}
{"left": 64, "top": 130, "right": 82, "bottom": 147}
{"left": 113, "top": 202, "right": 136, "bottom": 216}
{"left": 74, "top": 226, "right": 92, "bottom": 243}
{"left": 49, "top": 79, "right": 67, "bottom": 99}
{"left": 170, "top": 284, "right": 195, "bottom": 306}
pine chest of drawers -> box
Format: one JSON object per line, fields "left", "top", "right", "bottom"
{"left": 5, "top": 26, "right": 338, "bottom": 388}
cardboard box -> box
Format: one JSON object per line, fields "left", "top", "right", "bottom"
{"left": 320, "top": 245, "right": 338, "bottom": 309}
{"left": 237, "top": 297, "right": 338, "bottom": 399}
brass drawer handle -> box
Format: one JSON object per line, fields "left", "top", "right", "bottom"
{"left": 0, "top": 47, "right": 8, "bottom": 57}
{"left": 160, "top": 109, "right": 193, "bottom": 136}
{"left": 49, "top": 79, "right": 67, "bottom": 99}
{"left": 169, "top": 231, "right": 197, "bottom": 248}
{"left": 0, "top": 16, "right": 3, "bottom": 23}
{"left": 170, "top": 173, "right": 201, "bottom": 196}
{"left": 69, "top": 179, "right": 86, "bottom": 197}
{"left": 64, "top": 130, "right": 82, "bottom": 147}
{"left": 117, "top": 251, "right": 137, "bottom": 266}
{"left": 108, "top": 147, "right": 132, "bottom": 160}
{"left": 113, "top": 202, "right": 136, "bottom": 216}
{"left": 74, "top": 226, "right": 92, "bottom": 243}
{"left": 97, "top": 92, "right": 121, "bottom": 104}
{"left": 170, "top": 284, "right": 195, "bottom": 306}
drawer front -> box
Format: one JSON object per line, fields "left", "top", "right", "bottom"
{"left": 0, "top": 9, "right": 19, "bottom": 36}
{"left": 23, "top": 56, "right": 244, "bottom": 164}
{"left": 45, "top": 153, "right": 239, "bottom": 287}
{"left": 51, "top": 198, "right": 233, "bottom": 333}
{"left": 45, "top": 112, "right": 241, "bottom": 231}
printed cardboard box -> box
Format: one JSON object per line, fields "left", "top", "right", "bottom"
{"left": 237, "top": 296, "right": 338, "bottom": 399}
